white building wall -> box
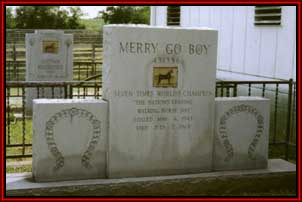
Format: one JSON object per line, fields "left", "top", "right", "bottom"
{"left": 151, "top": 6, "right": 296, "bottom": 80}
{"left": 150, "top": 6, "right": 167, "bottom": 26}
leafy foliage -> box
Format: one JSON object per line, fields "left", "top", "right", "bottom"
{"left": 80, "top": 17, "right": 105, "bottom": 31}
{"left": 100, "top": 6, "right": 150, "bottom": 24}
{"left": 7, "top": 6, "right": 85, "bottom": 29}
{"left": 6, "top": 7, "right": 16, "bottom": 29}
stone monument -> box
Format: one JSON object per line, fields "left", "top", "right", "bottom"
{"left": 32, "top": 99, "right": 108, "bottom": 182}
{"left": 25, "top": 30, "right": 73, "bottom": 110}
{"left": 103, "top": 25, "right": 218, "bottom": 178}
{"left": 7, "top": 26, "right": 296, "bottom": 197}
{"left": 213, "top": 97, "right": 270, "bottom": 170}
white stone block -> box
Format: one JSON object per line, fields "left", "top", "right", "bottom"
{"left": 103, "top": 25, "right": 218, "bottom": 178}
{"left": 32, "top": 99, "right": 108, "bottom": 182}
{"left": 214, "top": 97, "right": 270, "bottom": 170}
{"left": 25, "top": 30, "right": 73, "bottom": 110}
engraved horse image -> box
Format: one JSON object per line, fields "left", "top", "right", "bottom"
{"left": 157, "top": 69, "right": 174, "bottom": 85}
{"left": 44, "top": 43, "right": 56, "bottom": 53}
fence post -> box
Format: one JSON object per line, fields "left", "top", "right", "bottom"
{"left": 21, "top": 87, "right": 26, "bottom": 155}
{"left": 92, "top": 44, "right": 96, "bottom": 76}
{"left": 69, "top": 84, "right": 73, "bottom": 99}
{"left": 285, "top": 78, "right": 293, "bottom": 160}
{"left": 6, "top": 88, "right": 11, "bottom": 144}
{"left": 13, "top": 43, "right": 17, "bottom": 80}
{"left": 92, "top": 43, "right": 96, "bottom": 64}
{"left": 64, "top": 84, "right": 68, "bottom": 99}
{"left": 233, "top": 83, "right": 238, "bottom": 97}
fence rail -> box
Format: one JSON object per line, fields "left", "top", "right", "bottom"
{"left": 6, "top": 29, "right": 102, "bottom": 44}
{"left": 6, "top": 61, "right": 103, "bottom": 81}
{"left": 5, "top": 79, "right": 296, "bottom": 161}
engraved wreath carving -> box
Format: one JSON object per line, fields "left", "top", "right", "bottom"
{"left": 45, "top": 107, "right": 101, "bottom": 172}
{"left": 218, "top": 104, "right": 264, "bottom": 162}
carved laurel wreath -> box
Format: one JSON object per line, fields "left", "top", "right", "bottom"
{"left": 218, "top": 104, "right": 264, "bottom": 162}
{"left": 45, "top": 107, "right": 101, "bottom": 172}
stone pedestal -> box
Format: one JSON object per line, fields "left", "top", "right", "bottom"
{"left": 32, "top": 99, "right": 108, "bottom": 182}
{"left": 6, "top": 159, "right": 296, "bottom": 196}
{"left": 214, "top": 97, "right": 270, "bottom": 170}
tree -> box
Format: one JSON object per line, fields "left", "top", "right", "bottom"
{"left": 6, "top": 7, "right": 15, "bottom": 28}
{"left": 67, "top": 6, "right": 85, "bottom": 29}
{"left": 100, "top": 6, "right": 150, "bottom": 24}
{"left": 14, "top": 6, "right": 85, "bottom": 29}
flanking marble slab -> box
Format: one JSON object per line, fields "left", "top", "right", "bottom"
{"left": 103, "top": 25, "right": 218, "bottom": 178}
{"left": 25, "top": 30, "right": 73, "bottom": 110}
{"left": 214, "top": 96, "right": 270, "bottom": 171}
{"left": 32, "top": 99, "right": 108, "bottom": 182}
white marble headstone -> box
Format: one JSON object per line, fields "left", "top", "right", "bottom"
{"left": 32, "top": 99, "right": 108, "bottom": 182}
{"left": 26, "top": 30, "right": 73, "bottom": 110}
{"left": 214, "top": 97, "right": 270, "bottom": 171}
{"left": 103, "top": 25, "right": 218, "bottom": 178}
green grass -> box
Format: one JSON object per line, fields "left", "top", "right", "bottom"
{"left": 6, "top": 119, "right": 32, "bottom": 145}
{"left": 6, "top": 164, "right": 32, "bottom": 173}
{"left": 6, "top": 119, "right": 32, "bottom": 162}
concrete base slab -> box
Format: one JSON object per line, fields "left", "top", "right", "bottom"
{"left": 6, "top": 159, "right": 296, "bottom": 196}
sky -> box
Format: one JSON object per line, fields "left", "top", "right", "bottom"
{"left": 65, "top": 6, "right": 107, "bottom": 19}
{"left": 8, "top": 6, "right": 108, "bottom": 19}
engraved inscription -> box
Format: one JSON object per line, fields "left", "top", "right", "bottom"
{"left": 119, "top": 41, "right": 211, "bottom": 56}
{"left": 111, "top": 89, "right": 212, "bottom": 134}
{"left": 218, "top": 104, "right": 264, "bottom": 162}
{"left": 37, "top": 64, "right": 64, "bottom": 70}
{"left": 45, "top": 108, "right": 101, "bottom": 171}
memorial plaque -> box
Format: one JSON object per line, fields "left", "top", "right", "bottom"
{"left": 153, "top": 66, "right": 178, "bottom": 88}
{"left": 103, "top": 25, "right": 218, "bottom": 178}
{"left": 214, "top": 97, "right": 270, "bottom": 171}
{"left": 42, "top": 40, "right": 59, "bottom": 54}
{"left": 32, "top": 99, "right": 108, "bottom": 182}
{"left": 25, "top": 30, "right": 73, "bottom": 110}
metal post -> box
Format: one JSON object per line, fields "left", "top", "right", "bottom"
{"left": 285, "top": 79, "right": 293, "bottom": 160}
{"left": 69, "top": 84, "right": 73, "bottom": 99}
{"left": 13, "top": 43, "right": 17, "bottom": 80}
{"left": 273, "top": 83, "right": 279, "bottom": 143}
{"left": 233, "top": 83, "right": 237, "bottom": 97}
{"left": 248, "top": 83, "right": 251, "bottom": 96}
{"left": 226, "top": 85, "right": 230, "bottom": 97}
{"left": 220, "top": 82, "right": 224, "bottom": 97}
{"left": 22, "top": 87, "right": 26, "bottom": 155}
{"left": 64, "top": 85, "right": 68, "bottom": 99}
{"left": 262, "top": 83, "right": 266, "bottom": 97}
{"left": 92, "top": 44, "right": 96, "bottom": 76}
{"left": 7, "top": 87, "right": 11, "bottom": 144}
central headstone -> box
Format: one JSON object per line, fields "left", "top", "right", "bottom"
{"left": 103, "top": 25, "right": 218, "bottom": 178}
